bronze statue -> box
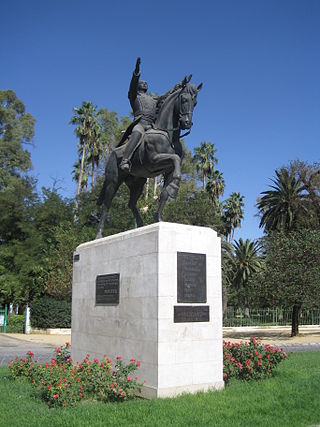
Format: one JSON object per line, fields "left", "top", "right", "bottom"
{"left": 96, "top": 58, "right": 202, "bottom": 239}
{"left": 119, "top": 57, "right": 158, "bottom": 172}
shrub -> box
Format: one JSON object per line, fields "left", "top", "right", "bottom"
{"left": 6, "top": 314, "right": 25, "bottom": 333}
{"left": 223, "top": 337, "right": 288, "bottom": 384}
{"left": 9, "top": 344, "right": 142, "bottom": 407}
{"left": 30, "top": 296, "right": 71, "bottom": 329}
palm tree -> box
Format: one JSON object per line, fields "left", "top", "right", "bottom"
{"left": 193, "top": 142, "right": 218, "bottom": 189}
{"left": 221, "top": 239, "right": 235, "bottom": 314}
{"left": 233, "top": 238, "right": 262, "bottom": 315}
{"left": 257, "top": 168, "right": 307, "bottom": 233}
{"left": 86, "top": 125, "right": 103, "bottom": 189}
{"left": 70, "top": 101, "right": 101, "bottom": 222}
{"left": 206, "top": 170, "right": 225, "bottom": 204}
{"left": 223, "top": 192, "right": 245, "bottom": 242}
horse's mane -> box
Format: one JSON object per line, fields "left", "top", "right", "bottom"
{"left": 156, "top": 82, "right": 183, "bottom": 116}
{"left": 156, "top": 83, "right": 198, "bottom": 117}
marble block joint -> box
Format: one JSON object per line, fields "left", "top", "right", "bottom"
{"left": 71, "top": 222, "right": 224, "bottom": 398}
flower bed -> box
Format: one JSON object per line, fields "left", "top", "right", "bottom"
{"left": 223, "top": 337, "right": 288, "bottom": 384}
{"left": 8, "top": 338, "right": 288, "bottom": 407}
{"left": 9, "top": 343, "right": 142, "bottom": 407}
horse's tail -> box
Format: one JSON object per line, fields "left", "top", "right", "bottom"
{"left": 97, "top": 151, "right": 120, "bottom": 208}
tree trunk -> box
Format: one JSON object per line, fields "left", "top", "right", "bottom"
{"left": 203, "top": 173, "right": 206, "bottom": 190}
{"left": 91, "top": 158, "right": 95, "bottom": 189}
{"left": 244, "top": 290, "right": 250, "bottom": 318}
{"left": 74, "top": 139, "right": 86, "bottom": 224}
{"left": 76, "top": 141, "right": 86, "bottom": 197}
{"left": 291, "top": 304, "right": 301, "bottom": 336}
{"left": 222, "top": 287, "right": 228, "bottom": 317}
{"left": 145, "top": 178, "right": 150, "bottom": 201}
{"left": 153, "top": 176, "right": 158, "bottom": 199}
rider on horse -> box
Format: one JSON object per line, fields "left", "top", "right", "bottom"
{"left": 119, "top": 57, "right": 184, "bottom": 173}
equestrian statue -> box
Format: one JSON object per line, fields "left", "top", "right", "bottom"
{"left": 96, "top": 57, "right": 202, "bottom": 239}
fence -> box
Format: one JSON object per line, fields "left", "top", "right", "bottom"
{"left": 223, "top": 308, "right": 320, "bottom": 327}
{"left": 0, "top": 305, "right": 8, "bottom": 333}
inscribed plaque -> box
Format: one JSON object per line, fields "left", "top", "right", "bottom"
{"left": 95, "top": 274, "right": 120, "bottom": 305}
{"left": 174, "top": 305, "right": 209, "bottom": 323}
{"left": 177, "top": 252, "right": 206, "bottom": 303}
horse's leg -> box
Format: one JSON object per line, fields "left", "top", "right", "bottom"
{"left": 126, "top": 176, "right": 147, "bottom": 227}
{"left": 154, "top": 172, "right": 171, "bottom": 222}
{"left": 149, "top": 153, "right": 182, "bottom": 222}
{"left": 96, "top": 203, "right": 108, "bottom": 239}
{"left": 96, "top": 152, "right": 123, "bottom": 239}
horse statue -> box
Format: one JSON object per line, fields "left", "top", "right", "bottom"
{"left": 96, "top": 76, "right": 202, "bottom": 239}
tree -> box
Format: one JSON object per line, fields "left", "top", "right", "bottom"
{"left": 255, "top": 230, "right": 320, "bottom": 336}
{"left": 0, "top": 90, "right": 35, "bottom": 186}
{"left": 193, "top": 142, "right": 218, "bottom": 189}
{"left": 206, "top": 169, "right": 225, "bottom": 204}
{"left": 221, "top": 240, "right": 235, "bottom": 314}
{"left": 97, "top": 108, "right": 120, "bottom": 153}
{"left": 0, "top": 90, "right": 36, "bottom": 242}
{"left": 70, "top": 102, "right": 102, "bottom": 221}
{"left": 289, "top": 160, "right": 320, "bottom": 228}
{"left": 162, "top": 181, "right": 225, "bottom": 232}
{"left": 232, "top": 238, "right": 262, "bottom": 315}
{"left": 222, "top": 192, "right": 245, "bottom": 242}
{"left": 0, "top": 90, "right": 38, "bottom": 305}
{"left": 257, "top": 168, "right": 307, "bottom": 233}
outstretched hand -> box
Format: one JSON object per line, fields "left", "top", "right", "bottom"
{"left": 135, "top": 57, "right": 141, "bottom": 74}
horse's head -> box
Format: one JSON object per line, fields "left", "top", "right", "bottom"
{"left": 177, "top": 81, "right": 203, "bottom": 130}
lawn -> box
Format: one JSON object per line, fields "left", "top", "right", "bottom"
{"left": 0, "top": 352, "right": 319, "bottom": 427}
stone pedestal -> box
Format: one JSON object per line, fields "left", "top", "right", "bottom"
{"left": 71, "top": 222, "right": 224, "bottom": 398}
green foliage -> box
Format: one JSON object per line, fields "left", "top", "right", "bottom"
{"left": 223, "top": 337, "right": 288, "bottom": 384}
{"left": 163, "top": 183, "right": 225, "bottom": 232}
{"left": 228, "top": 238, "right": 262, "bottom": 309}
{"left": 0, "top": 90, "right": 34, "bottom": 183}
{"left": 257, "top": 168, "right": 307, "bottom": 233}
{"left": 45, "top": 222, "right": 94, "bottom": 299}
{"left": 6, "top": 314, "right": 25, "bottom": 333}
{"left": 0, "top": 90, "right": 36, "bottom": 244}
{"left": 254, "top": 230, "right": 320, "bottom": 309}
{"left": 251, "top": 229, "right": 320, "bottom": 335}
{"left": 9, "top": 345, "right": 142, "bottom": 407}
{"left": 222, "top": 192, "right": 245, "bottom": 242}
{"left": 30, "top": 296, "right": 71, "bottom": 328}
{"left": 70, "top": 101, "right": 102, "bottom": 198}
{"left": 193, "top": 141, "right": 218, "bottom": 189}
{"left": 206, "top": 169, "right": 225, "bottom": 203}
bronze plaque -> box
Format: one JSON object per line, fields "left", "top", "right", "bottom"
{"left": 174, "top": 305, "right": 209, "bottom": 323}
{"left": 177, "top": 252, "right": 206, "bottom": 303}
{"left": 95, "top": 274, "right": 120, "bottom": 305}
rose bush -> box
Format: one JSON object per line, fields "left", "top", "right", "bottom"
{"left": 223, "top": 337, "right": 288, "bottom": 384}
{"left": 9, "top": 343, "right": 142, "bottom": 407}
{"left": 9, "top": 338, "right": 289, "bottom": 406}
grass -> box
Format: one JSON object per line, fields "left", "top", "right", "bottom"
{"left": 0, "top": 352, "right": 319, "bottom": 427}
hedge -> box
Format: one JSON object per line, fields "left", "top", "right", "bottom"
{"left": 7, "top": 314, "right": 25, "bottom": 333}
{"left": 30, "top": 296, "right": 71, "bottom": 329}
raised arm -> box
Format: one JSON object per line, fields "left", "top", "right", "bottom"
{"left": 128, "top": 57, "right": 141, "bottom": 105}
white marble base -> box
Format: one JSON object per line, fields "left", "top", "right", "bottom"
{"left": 71, "top": 222, "right": 223, "bottom": 398}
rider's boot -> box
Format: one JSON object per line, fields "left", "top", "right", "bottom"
{"left": 120, "top": 131, "right": 142, "bottom": 173}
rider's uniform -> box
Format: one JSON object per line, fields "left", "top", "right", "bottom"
{"left": 119, "top": 72, "right": 158, "bottom": 170}
{"left": 129, "top": 71, "right": 158, "bottom": 129}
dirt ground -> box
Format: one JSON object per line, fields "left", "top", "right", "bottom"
{"left": 7, "top": 326, "right": 320, "bottom": 347}
{"left": 223, "top": 326, "right": 320, "bottom": 345}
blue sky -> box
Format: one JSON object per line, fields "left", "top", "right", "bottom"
{"left": 2, "top": 0, "right": 319, "bottom": 240}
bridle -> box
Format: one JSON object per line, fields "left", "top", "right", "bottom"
{"left": 155, "top": 86, "right": 195, "bottom": 139}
